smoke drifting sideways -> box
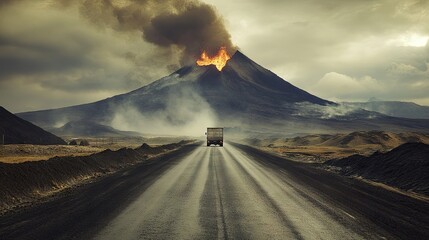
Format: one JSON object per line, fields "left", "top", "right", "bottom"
{"left": 291, "top": 102, "right": 380, "bottom": 120}
{"left": 111, "top": 87, "right": 218, "bottom": 136}
{"left": 55, "top": 0, "right": 236, "bottom": 65}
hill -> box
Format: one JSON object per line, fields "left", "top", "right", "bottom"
{"left": 0, "top": 141, "right": 191, "bottom": 213}
{"left": 325, "top": 143, "right": 429, "bottom": 196}
{"left": 0, "top": 106, "right": 66, "bottom": 145}
{"left": 243, "top": 131, "right": 429, "bottom": 162}
{"left": 245, "top": 131, "right": 429, "bottom": 148}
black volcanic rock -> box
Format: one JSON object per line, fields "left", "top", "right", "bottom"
{"left": 192, "top": 51, "right": 332, "bottom": 117}
{"left": 224, "top": 51, "right": 329, "bottom": 104}
{"left": 325, "top": 142, "right": 429, "bottom": 195}
{"left": 0, "top": 106, "right": 66, "bottom": 145}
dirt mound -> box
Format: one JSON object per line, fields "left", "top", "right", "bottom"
{"left": 0, "top": 106, "right": 65, "bottom": 145}
{"left": 285, "top": 134, "right": 333, "bottom": 146}
{"left": 248, "top": 131, "right": 429, "bottom": 149}
{"left": 0, "top": 144, "right": 102, "bottom": 164}
{"left": 243, "top": 131, "right": 429, "bottom": 163}
{"left": 79, "top": 139, "right": 90, "bottom": 146}
{"left": 325, "top": 142, "right": 429, "bottom": 195}
{"left": 0, "top": 140, "right": 192, "bottom": 213}
{"left": 320, "top": 131, "right": 428, "bottom": 148}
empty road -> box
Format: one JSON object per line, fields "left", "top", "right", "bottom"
{"left": 1, "top": 142, "right": 429, "bottom": 239}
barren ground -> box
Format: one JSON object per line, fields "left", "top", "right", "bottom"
{"left": 0, "top": 140, "right": 194, "bottom": 213}
{"left": 259, "top": 145, "right": 379, "bottom": 163}
{"left": 0, "top": 136, "right": 194, "bottom": 163}
{"left": 242, "top": 131, "right": 429, "bottom": 163}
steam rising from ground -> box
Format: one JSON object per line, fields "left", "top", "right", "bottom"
{"left": 111, "top": 88, "right": 218, "bottom": 136}
{"left": 292, "top": 102, "right": 379, "bottom": 119}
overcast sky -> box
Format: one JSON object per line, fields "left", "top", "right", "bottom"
{"left": 1, "top": 0, "right": 429, "bottom": 112}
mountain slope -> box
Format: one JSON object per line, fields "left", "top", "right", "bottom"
{"left": 343, "top": 101, "right": 429, "bottom": 119}
{"left": 0, "top": 106, "right": 66, "bottom": 145}
{"left": 16, "top": 51, "right": 332, "bottom": 130}
{"left": 51, "top": 120, "right": 142, "bottom": 137}
{"left": 17, "top": 51, "right": 429, "bottom": 135}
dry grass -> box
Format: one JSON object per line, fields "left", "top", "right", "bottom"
{"left": 261, "top": 145, "right": 384, "bottom": 163}
{"left": 0, "top": 136, "right": 190, "bottom": 164}
{"left": 0, "top": 145, "right": 102, "bottom": 163}
{"left": 245, "top": 131, "right": 429, "bottom": 163}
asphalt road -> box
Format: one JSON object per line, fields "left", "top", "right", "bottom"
{"left": 1, "top": 142, "right": 429, "bottom": 239}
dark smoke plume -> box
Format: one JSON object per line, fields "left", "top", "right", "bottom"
{"left": 1, "top": 0, "right": 236, "bottom": 65}
{"left": 59, "top": 0, "right": 236, "bottom": 64}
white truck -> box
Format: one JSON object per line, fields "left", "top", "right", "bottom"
{"left": 206, "top": 127, "right": 223, "bottom": 147}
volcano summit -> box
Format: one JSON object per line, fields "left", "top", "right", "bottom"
{"left": 18, "top": 51, "right": 429, "bottom": 136}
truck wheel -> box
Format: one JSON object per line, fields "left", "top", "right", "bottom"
{"left": 207, "top": 143, "right": 210, "bottom": 147}
{"left": 220, "top": 144, "right": 223, "bottom": 147}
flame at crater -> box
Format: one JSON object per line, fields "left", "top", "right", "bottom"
{"left": 196, "top": 47, "right": 231, "bottom": 71}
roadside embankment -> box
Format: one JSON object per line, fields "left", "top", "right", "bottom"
{"left": 325, "top": 142, "right": 429, "bottom": 196}
{"left": 0, "top": 140, "right": 192, "bottom": 213}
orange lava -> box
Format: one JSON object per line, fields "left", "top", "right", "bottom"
{"left": 196, "top": 47, "right": 231, "bottom": 71}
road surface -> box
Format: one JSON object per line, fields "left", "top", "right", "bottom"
{"left": 1, "top": 142, "right": 429, "bottom": 239}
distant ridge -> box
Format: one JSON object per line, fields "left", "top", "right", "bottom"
{"left": 343, "top": 101, "right": 429, "bottom": 119}
{"left": 245, "top": 131, "right": 429, "bottom": 149}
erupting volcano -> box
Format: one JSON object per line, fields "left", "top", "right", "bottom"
{"left": 18, "top": 51, "right": 429, "bottom": 135}
{"left": 196, "top": 47, "right": 231, "bottom": 71}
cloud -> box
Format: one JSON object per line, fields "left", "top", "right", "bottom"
{"left": 0, "top": 0, "right": 238, "bottom": 112}
{"left": 311, "top": 72, "right": 382, "bottom": 101}
{"left": 60, "top": 0, "right": 236, "bottom": 62}
{"left": 0, "top": 76, "right": 114, "bottom": 112}
{"left": 2, "top": 0, "right": 429, "bottom": 113}
{"left": 204, "top": 0, "right": 429, "bottom": 105}
{"left": 0, "top": 1, "right": 178, "bottom": 111}
{"left": 311, "top": 62, "right": 429, "bottom": 103}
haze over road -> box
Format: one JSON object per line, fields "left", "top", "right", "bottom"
{"left": 1, "top": 142, "right": 429, "bottom": 239}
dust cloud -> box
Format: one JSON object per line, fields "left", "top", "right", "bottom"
{"left": 111, "top": 87, "right": 218, "bottom": 136}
